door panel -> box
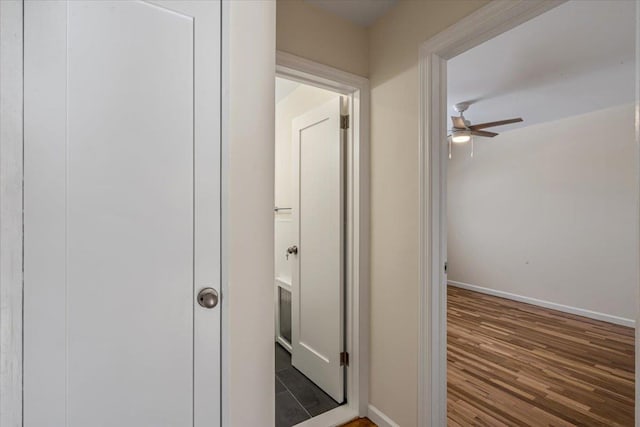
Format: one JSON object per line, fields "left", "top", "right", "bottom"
{"left": 23, "top": 2, "right": 220, "bottom": 426}
{"left": 291, "top": 96, "right": 345, "bottom": 403}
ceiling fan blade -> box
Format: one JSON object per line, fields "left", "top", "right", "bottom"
{"left": 451, "top": 116, "right": 467, "bottom": 129}
{"left": 471, "top": 130, "right": 498, "bottom": 138}
{"left": 469, "top": 118, "right": 523, "bottom": 130}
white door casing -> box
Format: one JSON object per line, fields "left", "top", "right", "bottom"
{"left": 23, "top": 1, "right": 221, "bottom": 426}
{"left": 291, "top": 96, "right": 345, "bottom": 403}
{"left": 417, "top": 2, "right": 569, "bottom": 426}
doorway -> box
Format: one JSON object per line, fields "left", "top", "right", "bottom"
{"left": 274, "top": 77, "right": 347, "bottom": 426}
{"left": 273, "top": 52, "right": 370, "bottom": 427}
{"left": 418, "top": 1, "right": 639, "bottom": 425}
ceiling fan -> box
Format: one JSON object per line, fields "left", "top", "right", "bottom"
{"left": 449, "top": 102, "right": 523, "bottom": 143}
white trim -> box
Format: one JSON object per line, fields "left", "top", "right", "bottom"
{"left": 418, "top": 1, "right": 567, "bottom": 426}
{"left": 276, "top": 337, "right": 293, "bottom": 354}
{"left": 275, "top": 277, "right": 293, "bottom": 351}
{"left": 0, "top": 1, "right": 23, "bottom": 425}
{"left": 276, "top": 51, "right": 370, "bottom": 420}
{"left": 275, "top": 277, "right": 292, "bottom": 289}
{"left": 448, "top": 281, "right": 636, "bottom": 328}
{"left": 635, "top": 1, "right": 640, "bottom": 425}
{"left": 274, "top": 213, "right": 292, "bottom": 349}
{"left": 220, "top": 2, "right": 230, "bottom": 426}
{"left": 366, "top": 405, "right": 400, "bottom": 427}
{"left": 294, "top": 405, "right": 358, "bottom": 427}
{"left": 277, "top": 51, "right": 369, "bottom": 96}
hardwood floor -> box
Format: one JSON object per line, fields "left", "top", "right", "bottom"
{"left": 340, "top": 418, "right": 376, "bottom": 427}
{"left": 447, "top": 286, "right": 635, "bottom": 426}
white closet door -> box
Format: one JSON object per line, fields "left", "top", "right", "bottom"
{"left": 291, "top": 96, "right": 345, "bottom": 403}
{"left": 23, "top": 1, "right": 221, "bottom": 426}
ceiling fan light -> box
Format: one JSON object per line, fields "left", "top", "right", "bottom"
{"left": 451, "top": 130, "right": 471, "bottom": 143}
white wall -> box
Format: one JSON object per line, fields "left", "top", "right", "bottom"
{"left": 447, "top": 104, "right": 638, "bottom": 322}
{"left": 225, "top": 1, "right": 276, "bottom": 426}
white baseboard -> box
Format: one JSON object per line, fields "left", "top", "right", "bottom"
{"left": 448, "top": 280, "right": 635, "bottom": 328}
{"left": 367, "top": 405, "right": 399, "bottom": 427}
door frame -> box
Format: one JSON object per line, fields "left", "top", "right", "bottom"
{"left": 416, "top": 1, "right": 640, "bottom": 426}
{"left": 0, "top": 1, "right": 23, "bottom": 424}
{"left": 276, "top": 51, "right": 370, "bottom": 426}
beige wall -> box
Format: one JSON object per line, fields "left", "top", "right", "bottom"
{"left": 368, "top": 1, "right": 488, "bottom": 425}
{"left": 226, "top": 1, "right": 276, "bottom": 426}
{"left": 276, "top": 1, "right": 491, "bottom": 424}
{"left": 276, "top": 0, "right": 369, "bottom": 77}
{"left": 448, "top": 104, "right": 638, "bottom": 321}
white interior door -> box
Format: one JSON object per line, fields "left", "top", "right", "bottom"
{"left": 291, "top": 96, "right": 345, "bottom": 403}
{"left": 23, "top": 1, "right": 221, "bottom": 426}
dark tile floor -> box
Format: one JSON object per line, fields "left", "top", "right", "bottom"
{"left": 275, "top": 343, "right": 340, "bottom": 427}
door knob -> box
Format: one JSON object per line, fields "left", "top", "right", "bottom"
{"left": 197, "top": 288, "right": 219, "bottom": 309}
{"left": 286, "top": 245, "right": 298, "bottom": 260}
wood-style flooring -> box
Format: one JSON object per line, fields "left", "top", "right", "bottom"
{"left": 448, "top": 287, "right": 635, "bottom": 426}
{"left": 340, "top": 418, "right": 376, "bottom": 427}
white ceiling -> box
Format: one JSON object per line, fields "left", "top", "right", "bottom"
{"left": 305, "top": 0, "right": 397, "bottom": 27}
{"left": 276, "top": 77, "right": 300, "bottom": 104}
{"left": 447, "top": 0, "right": 635, "bottom": 134}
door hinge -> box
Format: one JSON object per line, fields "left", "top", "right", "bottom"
{"left": 340, "top": 115, "right": 350, "bottom": 130}
{"left": 340, "top": 351, "right": 349, "bottom": 367}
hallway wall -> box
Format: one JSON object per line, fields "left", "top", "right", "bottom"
{"left": 367, "top": 2, "right": 488, "bottom": 425}
{"left": 276, "top": 0, "right": 369, "bottom": 77}
{"left": 227, "top": 1, "right": 276, "bottom": 425}
{"left": 276, "top": 1, "right": 490, "bottom": 425}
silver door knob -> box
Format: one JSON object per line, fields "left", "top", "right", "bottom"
{"left": 197, "top": 288, "right": 219, "bottom": 309}
{"left": 286, "top": 245, "right": 298, "bottom": 260}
